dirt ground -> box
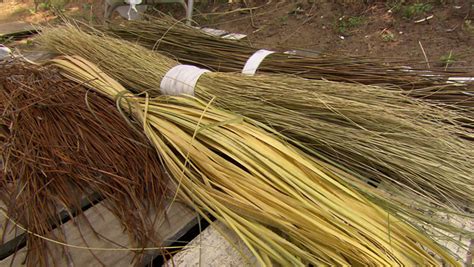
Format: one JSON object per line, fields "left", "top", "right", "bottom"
{"left": 192, "top": 0, "right": 474, "bottom": 69}
{"left": 0, "top": 0, "right": 473, "bottom": 69}
{"left": 0, "top": 0, "right": 107, "bottom": 24}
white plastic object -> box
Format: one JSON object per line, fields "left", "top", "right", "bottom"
{"left": 0, "top": 45, "right": 12, "bottom": 60}
{"left": 126, "top": 0, "right": 142, "bottom": 20}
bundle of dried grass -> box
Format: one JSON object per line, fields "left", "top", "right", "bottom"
{"left": 101, "top": 16, "right": 474, "bottom": 109}
{"left": 38, "top": 26, "right": 474, "bottom": 236}
{"left": 52, "top": 55, "right": 460, "bottom": 266}
{"left": 0, "top": 60, "right": 168, "bottom": 266}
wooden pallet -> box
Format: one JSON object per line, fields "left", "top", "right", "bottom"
{"left": 0, "top": 22, "right": 36, "bottom": 40}
{"left": 0, "top": 199, "right": 198, "bottom": 266}
{"left": 1, "top": 197, "right": 472, "bottom": 266}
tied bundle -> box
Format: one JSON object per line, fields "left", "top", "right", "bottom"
{"left": 52, "top": 55, "right": 458, "bottom": 266}
{"left": 0, "top": 61, "right": 167, "bottom": 266}
{"left": 101, "top": 16, "right": 474, "bottom": 110}
{"left": 38, "top": 26, "right": 474, "bottom": 236}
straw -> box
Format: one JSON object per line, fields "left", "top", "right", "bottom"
{"left": 101, "top": 15, "right": 474, "bottom": 110}
{"left": 0, "top": 60, "right": 168, "bottom": 266}
{"left": 52, "top": 55, "right": 460, "bottom": 266}
{"left": 37, "top": 26, "right": 474, "bottom": 235}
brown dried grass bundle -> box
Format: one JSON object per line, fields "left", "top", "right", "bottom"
{"left": 52, "top": 55, "right": 459, "bottom": 266}
{"left": 0, "top": 60, "right": 168, "bottom": 266}
{"left": 101, "top": 15, "right": 474, "bottom": 110}
{"left": 37, "top": 26, "right": 474, "bottom": 238}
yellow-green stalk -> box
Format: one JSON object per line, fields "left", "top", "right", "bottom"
{"left": 51, "top": 55, "right": 460, "bottom": 266}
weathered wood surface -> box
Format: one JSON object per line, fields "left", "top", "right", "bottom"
{"left": 0, "top": 202, "right": 23, "bottom": 246}
{"left": 432, "top": 216, "right": 474, "bottom": 266}
{"left": 0, "top": 200, "right": 196, "bottom": 267}
{"left": 467, "top": 239, "right": 473, "bottom": 266}
{"left": 166, "top": 217, "right": 474, "bottom": 267}
{"left": 2, "top": 199, "right": 472, "bottom": 267}
{"left": 0, "top": 22, "right": 35, "bottom": 37}
{"left": 164, "top": 221, "right": 256, "bottom": 267}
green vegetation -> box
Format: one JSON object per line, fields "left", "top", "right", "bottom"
{"left": 0, "top": 36, "right": 13, "bottom": 45}
{"left": 381, "top": 30, "right": 396, "bottom": 42}
{"left": 36, "top": 0, "right": 70, "bottom": 11}
{"left": 440, "top": 51, "right": 456, "bottom": 67}
{"left": 337, "top": 16, "right": 365, "bottom": 34}
{"left": 82, "top": 3, "right": 92, "bottom": 11}
{"left": 387, "top": 1, "right": 434, "bottom": 19}
{"left": 280, "top": 14, "right": 289, "bottom": 25}
{"left": 465, "top": 20, "right": 474, "bottom": 35}
{"left": 402, "top": 2, "right": 432, "bottom": 19}
{"left": 25, "top": 39, "right": 33, "bottom": 46}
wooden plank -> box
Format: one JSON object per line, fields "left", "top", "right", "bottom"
{"left": 0, "top": 202, "right": 23, "bottom": 245}
{"left": 467, "top": 239, "right": 473, "bottom": 266}
{"left": 0, "top": 200, "right": 196, "bottom": 266}
{"left": 167, "top": 217, "right": 474, "bottom": 266}
{"left": 432, "top": 215, "right": 474, "bottom": 265}
{"left": 0, "top": 22, "right": 36, "bottom": 37}
{"left": 0, "top": 192, "right": 104, "bottom": 261}
{"left": 164, "top": 221, "right": 256, "bottom": 267}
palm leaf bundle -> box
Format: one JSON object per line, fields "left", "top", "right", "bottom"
{"left": 51, "top": 55, "right": 460, "bottom": 266}
{"left": 38, "top": 26, "right": 474, "bottom": 235}
{"left": 101, "top": 16, "right": 474, "bottom": 109}
{"left": 0, "top": 60, "right": 167, "bottom": 266}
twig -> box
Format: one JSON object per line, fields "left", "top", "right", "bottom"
{"left": 414, "top": 15, "right": 434, "bottom": 24}
{"left": 200, "top": 6, "right": 262, "bottom": 17}
{"left": 242, "top": 0, "right": 258, "bottom": 29}
{"left": 418, "top": 41, "right": 430, "bottom": 69}
{"left": 249, "top": 8, "right": 257, "bottom": 28}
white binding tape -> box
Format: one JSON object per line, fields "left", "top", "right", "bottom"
{"left": 242, "top": 49, "right": 275, "bottom": 75}
{"left": 447, "top": 77, "right": 474, "bottom": 84}
{"left": 160, "top": 65, "right": 210, "bottom": 96}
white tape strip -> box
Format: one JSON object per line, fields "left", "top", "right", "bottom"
{"left": 160, "top": 65, "right": 210, "bottom": 96}
{"left": 242, "top": 49, "right": 275, "bottom": 75}
{"left": 447, "top": 77, "right": 474, "bottom": 84}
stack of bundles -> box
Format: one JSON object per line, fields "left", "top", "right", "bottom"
{"left": 52, "top": 55, "right": 458, "bottom": 266}
{"left": 39, "top": 26, "right": 474, "bottom": 238}
{"left": 0, "top": 60, "right": 167, "bottom": 266}
{"left": 101, "top": 16, "right": 474, "bottom": 110}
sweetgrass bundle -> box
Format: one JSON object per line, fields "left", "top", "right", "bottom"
{"left": 38, "top": 26, "right": 474, "bottom": 231}
{"left": 0, "top": 61, "right": 167, "bottom": 266}
{"left": 101, "top": 16, "right": 474, "bottom": 109}
{"left": 52, "top": 55, "right": 459, "bottom": 266}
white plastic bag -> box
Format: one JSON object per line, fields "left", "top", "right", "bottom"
{"left": 126, "top": 0, "right": 142, "bottom": 20}
{"left": 0, "top": 44, "right": 11, "bottom": 60}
